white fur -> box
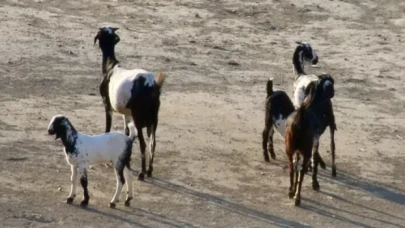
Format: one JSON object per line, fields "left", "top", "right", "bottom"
{"left": 108, "top": 66, "right": 149, "bottom": 115}
{"left": 48, "top": 115, "right": 136, "bottom": 206}
{"left": 273, "top": 115, "right": 287, "bottom": 138}
{"left": 108, "top": 65, "right": 160, "bottom": 135}
{"left": 292, "top": 74, "right": 319, "bottom": 109}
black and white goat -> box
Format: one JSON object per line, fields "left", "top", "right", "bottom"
{"left": 262, "top": 74, "right": 335, "bottom": 188}
{"left": 47, "top": 115, "right": 136, "bottom": 208}
{"left": 94, "top": 26, "right": 166, "bottom": 181}
{"left": 285, "top": 76, "right": 335, "bottom": 206}
{"left": 292, "top": 41, "right": 337, "bottom": 177}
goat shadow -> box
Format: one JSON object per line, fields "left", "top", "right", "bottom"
{"left": 146, "top": 178, "right": 312, "bottom": 228}
{"left": 318, "top": 169, "right": 405, "bottom": 205}
{"left": 73, "top": 204, "right": 197, "bottom": 228}
{"left": 310, "top": 169, "right": 405, "bottom": 227}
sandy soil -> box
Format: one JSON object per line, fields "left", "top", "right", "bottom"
{"left": 0, "top": 0, "right": 405, "bottom": 227}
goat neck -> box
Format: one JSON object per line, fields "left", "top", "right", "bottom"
{"left": 292, "top": 46, "right": 307, "bottom": 77}
{"left": 101, "top": 45, "right": 119, "bottom": 77}
{"left": 60, "top": 122, "right": 78, "bottom": 153}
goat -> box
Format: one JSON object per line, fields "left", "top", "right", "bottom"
{"left": 262, "top": 75, "right": 334, "bottom": 170}
{"left": 94, "top": 26, "right": 166, "bottom": 181}
{"left": 47, "top": 115, "right": 137, "bottom": 208}
{"left": 285, "top": 75, "right": 335, "bottom": 206}
{"left": 291, "top": 41, "right": 337, "bottom": 177}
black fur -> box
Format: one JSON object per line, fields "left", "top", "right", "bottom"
{"left": 95, "top": 27, "right": 120, "bottom": 133}
{"left": 80, "top": 171, "right": 89, "bottom": 207}
{"left": 292, "top": 42, "right": 319, "bottom": 75}
{"left": 262, "top": 81, "right": 295, "bottom": 161}
{"left": 48, "top": 116, "right": 78, "bottom": 156}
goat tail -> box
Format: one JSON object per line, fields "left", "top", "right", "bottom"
{"left": 127, "top": 121, "right": 137, "bottom": 142}
{"left": 266, "top": 78, "right": 274, "bottom": 97}
{"left": 156, "top": 72, "right": 166, "bottom": 88}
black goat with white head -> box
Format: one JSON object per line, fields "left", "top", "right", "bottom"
{"left": 94, "top": 26, "right": 166, "bottom": 181}
{"left": 48, "top": 115, "right": 137, "bottom": 208}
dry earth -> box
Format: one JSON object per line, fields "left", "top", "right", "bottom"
{"left": 0, "top": 0, "right": 405, "bottom": 227}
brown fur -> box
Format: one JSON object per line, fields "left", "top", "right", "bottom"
{"left": 285, "top": 80, "right": 323, "bottom": 206}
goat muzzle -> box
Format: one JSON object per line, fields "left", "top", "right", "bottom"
{"left": 312, "top": 56, "right": 319, "bottom": 65}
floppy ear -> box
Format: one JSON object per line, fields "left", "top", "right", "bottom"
{"left": 94, "top": 32, "right": 100, "bottom": 46}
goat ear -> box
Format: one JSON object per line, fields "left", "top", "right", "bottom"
{"left": 112, "top": 27, "right": 119, "bottom": 32}
{"left": 295, "top": 41, "right": 302, "bottom": 45}
{"left": 94, "top": 32, "right": 100, "bottom": 46}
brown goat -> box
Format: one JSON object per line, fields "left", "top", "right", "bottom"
{"left": 285, "top": 76, "right": 335, "bottom": 206}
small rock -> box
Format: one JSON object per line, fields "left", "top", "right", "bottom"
{"left": 195, "top": 13, "right": 201, "bottom": 18}
{"left": 57, "top": 187, "right": 62, "bottom": 192}
{"left": 88, "top": 92, "right": 96, "bottom": 96}
{"left": 228, "top": 60, "right": 240, "bottom": 66}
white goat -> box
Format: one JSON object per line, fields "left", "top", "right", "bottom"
{"left": 47, "top": 114, "right": 137, "bottom": 208}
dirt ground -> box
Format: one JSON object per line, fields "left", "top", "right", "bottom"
{"left": 0, "top": 0, "right": 405, "bottom": 227}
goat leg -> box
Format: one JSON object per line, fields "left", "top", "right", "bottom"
{"left": 330, "top": 127, "right": 337, "bottom": 177}
{"left": 262, "top": 128, "right": 271, "bottom": 162}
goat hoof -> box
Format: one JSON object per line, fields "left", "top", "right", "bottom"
{"left": 124, "top": 197, "right": 132, "bottom": 207}
{"left": 147, "top": 170, "right": 153, "bottom": 177}
{"left": 312, "top": 181, "right": 320, "bottom": 191}
{"left": 320, "top": 163, "right": 326, "bottom": 170}
{"left": 66, "top": 197, "right": 74, "bottom": 204}
{"left": 294, "top": 198, "right": 301, "bottom": 206}
{"left": 270, "top": 152, "right": 276, "bottom": 160}
{"left": 138, "top": 173, "right": 145, "bottom": 181}
{"left": 264, "top": 154, "right": 270, "bottom": 162}
{"left": 332, "top": 166, "right": 337, "bottom": 177}
{"left": 288, "top": 191, "right": 294, "bottom": 199}
{"left": 80, "top": 200, "right": 88, "bottom": 207}
{"left": 109, "top": 202, "right": 116, "bottom": 208}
